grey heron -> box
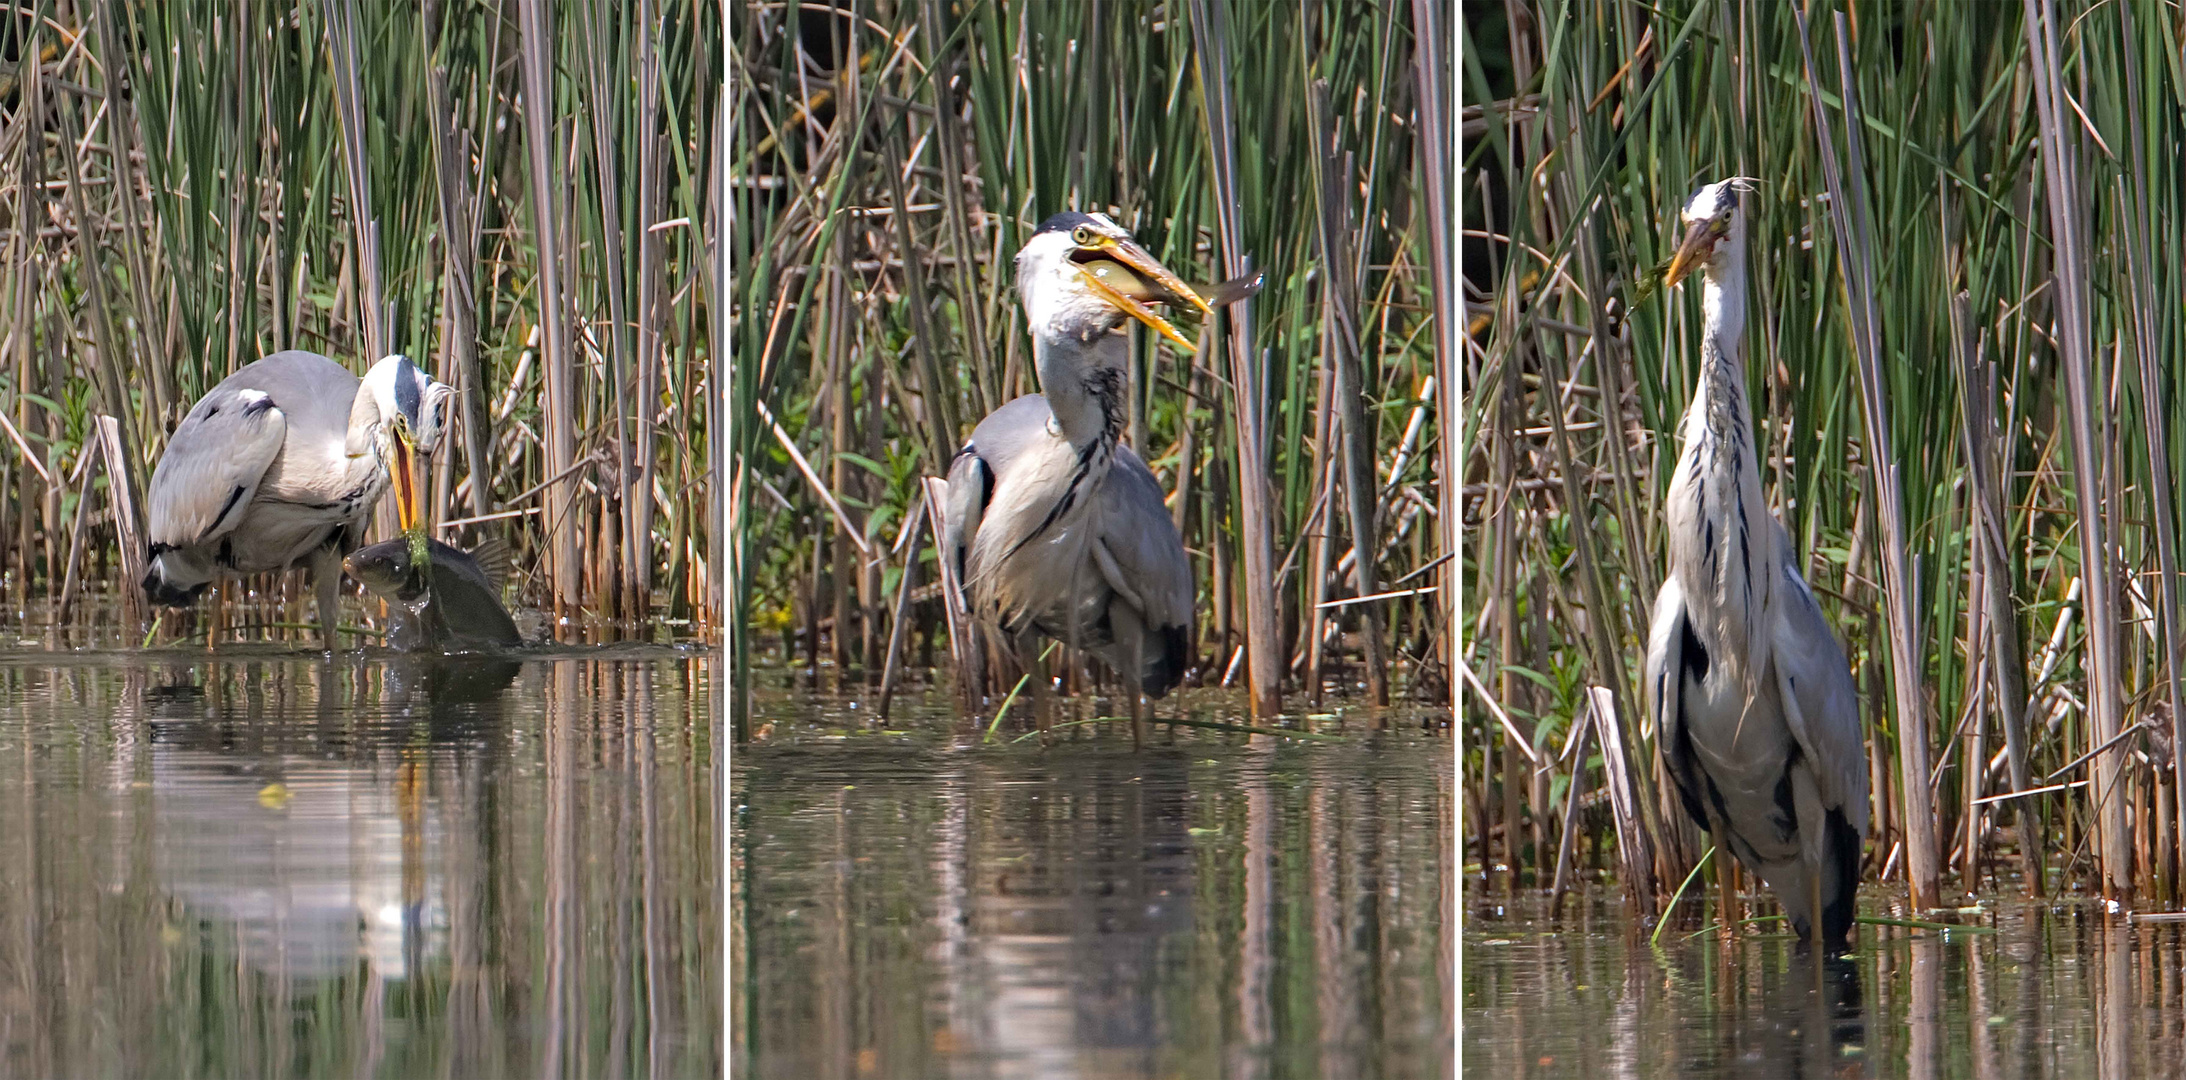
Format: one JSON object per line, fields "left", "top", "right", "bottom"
{"left": 942, "top": 211, "right": 1226, "bottom": 745}
{"left": 1643, "top": 179, "right": 1869, "bottom": 953}
{"left": 142, "top": 351, "right": 453, "bottom": 647}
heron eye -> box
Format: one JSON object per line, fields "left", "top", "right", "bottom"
{"left": 1072, "top": 226, "right": 1093, "bottom": 246}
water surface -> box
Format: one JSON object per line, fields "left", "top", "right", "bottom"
{"left": 1465, "top": 887, "right": 2186, "bottom": 1078}
{"left": 732, "top": 686, "right": 1455, "bottom": 1079}
{"left": 0, "top": 642, "right": 719, "bottom": 1078}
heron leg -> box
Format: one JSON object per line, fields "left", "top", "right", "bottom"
{"left": 1808, "top": 859, "right": 1828, "bottom": 960}
{"left": 208, "top": 576, "right": 225, "bottom": 651}
{"left": 312, "top": 545, "right": 343, "bottom": 651}
{"left": 1715, "top": 846, "right": 1737, "bottom": 941}
{"left": 1128, "top": 690, "right": 1144, "bottom": 751}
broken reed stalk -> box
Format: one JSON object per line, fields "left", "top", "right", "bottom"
{"left": 1589, "top": 686, "right": 1658, "bottom": 922}
{"left": 96, "top": 417, "right": 146, "bottom": 626}
{"left": 1547, "top": 711, "right": 1596, "bottom": 919}
{"left": 875, "top": 488, "right": 929, "bottom": 720}
{"left": 920, "top": 476, "right": 983, "bottom": 717}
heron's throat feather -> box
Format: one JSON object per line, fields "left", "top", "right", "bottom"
{"left": 1032, "top": 329, "right": 1130, "bottom": 458}
{"left": 1670, "top": 259, "right": 1773, "bottom": 688}
{"left": 978, "top": 333, "right": 1133, "bottom": 634}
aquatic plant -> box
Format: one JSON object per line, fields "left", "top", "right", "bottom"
{"left": 730, "top": 0, "right": 1454, "bottom": 728}
{"left": 0, "top": 0, "right": 718, "bottom": 642}
{"left": 1467, "top": 0, "right": 2186, "bottom": 912}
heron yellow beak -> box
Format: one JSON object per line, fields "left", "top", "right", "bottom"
{"left": 1074, "top": 235, "right": 1214, "bottom": 352}
{"left": 391, "top": 423, "right": 425, "bottom": 537}
{"left": 1663, "top": 221, "right": 1720, "bottom": 288}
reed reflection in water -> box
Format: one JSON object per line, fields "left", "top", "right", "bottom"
{"left": 0, "top": 646, "right": 719, "bottom": 1078}
{"left": 1465, "top": 890, "right": 2186, "bottom": 1078}
{"left": 733, "top": 693, "right": 1456, "bottom": 1080}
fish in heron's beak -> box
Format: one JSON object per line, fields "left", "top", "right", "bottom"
{"left": 345, "top": 535, "right": 524, "bottom": 651}
{"left": 1072, "top": 234, "right": 1214, "bottom": 351}
{"left": 1663, "top": 219, "right": 1723, "bottom": 288}
{"left": 1193, "top": 270, "right": 1266, "bottom": 309}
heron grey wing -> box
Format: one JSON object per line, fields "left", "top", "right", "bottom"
{"left": 950, "top": 392, "right": 1054, "bottom": 592}
{"left": 959, "top": 394, "right": 1056, "bottom": 480}
{"left": 1093, "top": 445, "right": 1193, "bottom": 636}
{"left": 239, "top": 351, "right": 361, "bottom": 429}
{"left": 1646, "top": 574, "right": 1711, "bottom": 830}
{"left": 942, "top": 444, "right": 993, "bottom": 605}
{"left": 145, "top": 388, "right": 289, "bottom": 547}
{"left": 1771, "top": 548, "right": 1869, "bottom": 831}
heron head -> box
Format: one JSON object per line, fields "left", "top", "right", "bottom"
{"left": 1014, "top": 211, "right": 1214, "bottom": 352}
{"left": 1664, "top": 178, "right": 1750, "bottom": 288}
{"left": 352, "top": 355, "right": 454, "bottom": 535}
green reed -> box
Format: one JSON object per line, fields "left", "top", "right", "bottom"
{"left": 1467, "top": 0, "right": 2186, "bottom": 912}
{"left": 729, "top": 0, "right": 1450, "bottom": 729}
{"left": 0, "top": 0, "right": 718, "bottom": 641}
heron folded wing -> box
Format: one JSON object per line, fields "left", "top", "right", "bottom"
{"left": 1095, "top": 445, "right": 1193, "bottom": 637}
{"left": 1771, "top": 549, "right": 1869, "bottom": 834}
{"left": 145, "top": 388, "right": 288, "bottom": 548}
{"left": 942, "top": 446, "right": 991, "bottom": 606}
{"left": 1646, "top": 575, "right": 1711, "bottom": 830}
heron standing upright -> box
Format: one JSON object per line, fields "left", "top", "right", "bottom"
{"left": 942, "top": 211, "right": 1235, "bottom": 745}
{"left": 142, "top": 351, "right": 452, "bottom": 648}
{"left": 1644, "top": 179, "right": 1869, "bottom": 953}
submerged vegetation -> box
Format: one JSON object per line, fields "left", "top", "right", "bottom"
{"left": 0, "top": 1, "right": 719, "bottom": 642}
{"left": 729, "top": 0, "right": 1456, "bottom": 728}
{"left": 1466, "top": 1, "right": 2186, "bottom": 918}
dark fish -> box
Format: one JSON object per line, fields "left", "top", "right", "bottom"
{"left": 344, "top": 536, "right": 523, "bottom": 652}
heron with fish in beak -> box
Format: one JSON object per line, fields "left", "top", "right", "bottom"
{"left": 942, "top": 210, "right": 1260, "bottom": 745}
{"left": 142, "top": 351, "right": 453, "bottom": 649}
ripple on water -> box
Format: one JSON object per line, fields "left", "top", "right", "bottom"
{"left": 735, "top": 684, "right": 1456, "bottom": 1080}
{"left": 1465, "top": 886, "right": 2186, "bottom": 1078}
{"left": 0, "top": 647, "right": 719, "bottom": 1080}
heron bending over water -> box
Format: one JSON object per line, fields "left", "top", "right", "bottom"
{"left": 142, "top": 351, "right": 452, "bottom": 648}
{"left": 1643, "top": 179, "right": 1869, "bottom": 953}
{"left": 942, "top": 211, "right": 1228, "bottom": 745}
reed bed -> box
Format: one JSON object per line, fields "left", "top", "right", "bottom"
{"left": 1465, "top": 0, "right": 2186, "bottom": 916}
{"left": 0, "top": 1, "right": 719, "bottom": 643}
{"left": 729, "top": 0, "right": 1456, "bottom": 730}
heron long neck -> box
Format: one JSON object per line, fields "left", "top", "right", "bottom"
{"left": 1691, "top": 245, "right": 1750, "bottom": 449}
{"left": 1671, "top": 235, "right": 1775, "bottom": 682}
{"left": 1033, "top": 329, "right": 1129, "bottom": 457}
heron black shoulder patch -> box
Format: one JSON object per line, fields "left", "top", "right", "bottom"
{"left": 1679, "top": 616, "right": 1709, "bottom": 683}
{"left": 199, "top": 484, "right": 250, "bottom": 543}
{"left": 1770, "top": 746, "right": 1802, "bottom": 844}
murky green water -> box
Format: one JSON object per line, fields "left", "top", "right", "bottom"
{"left": 0, "top": 643, "right": 720, "bottom": 1079}
{"left": 1464, "top": 888, "right": 2186, "bottom": 1078}
{"left": 731, "top": 686, "right": 1455, "bottom": 1080}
